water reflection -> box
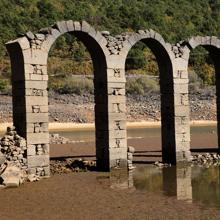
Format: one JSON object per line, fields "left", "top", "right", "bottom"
{"left": 163, "top": 166, "right": 192, "bottom": 202}
{"left": 98, "top": 165, "right": 220, "bottom": 209}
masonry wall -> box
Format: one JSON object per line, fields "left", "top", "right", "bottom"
{"left": 6, "top": 20, "right": 220, "bottom": 175}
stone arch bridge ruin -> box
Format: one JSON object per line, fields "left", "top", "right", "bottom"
{"left": 5, "top": 20, "right": 220, "bottom": 177}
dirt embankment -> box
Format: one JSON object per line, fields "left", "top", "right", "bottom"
{"left": 0, "top": 87, "right": 217, "bottom": 123}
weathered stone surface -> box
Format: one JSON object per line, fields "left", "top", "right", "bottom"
{"left": 7, "top": 20, "right": 220, "bottom": 172}
{"left": 1, "top": 163, "right": 26, "bottom": 187}
{"left": 28, "top": 155, "right": 49, "bottom": 168}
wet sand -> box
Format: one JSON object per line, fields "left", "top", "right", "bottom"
{"left": 1, "top": 122, "right": 220, "bottom": 219}
{"left": 1, "top": 172, "right": 220, "bottom": 220}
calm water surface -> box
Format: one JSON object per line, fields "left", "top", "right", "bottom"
{"left": 102, "top": 165, "right": 220, "bottom": 210}
{"left": 56, "top": 125, "right": 217, "bottom": 142}
{"left": 56, "top": 125, "right": 220, "bottom": 210}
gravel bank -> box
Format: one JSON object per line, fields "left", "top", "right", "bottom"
{"left": 0, "top": 87, "right": 217, "bottom": 123}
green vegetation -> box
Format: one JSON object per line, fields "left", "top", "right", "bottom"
{"left": 0, "top": 0, "right": 219, "bottom": 94}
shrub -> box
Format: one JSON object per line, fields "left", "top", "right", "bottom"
{"left": 50, "top": 77, "right": 94, "bottom": 95}
{"left": 126, "top": 76, "right": 159, "bottom": 95}
{"left": 188, "top": 70, "right": 203, "bottom": 93}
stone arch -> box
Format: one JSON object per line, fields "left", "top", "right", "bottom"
{"left": 185, "top": 36, "right": 220, "bottom": 150}
{"left": 6, "top": 20, "right": 122, "bottom": 175}
{"left": 117, "top": 29, "right": 187, "bottom": 164}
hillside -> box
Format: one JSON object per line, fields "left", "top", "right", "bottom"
{"left": 0, "top": 0, "right": 219, "bottom": 93}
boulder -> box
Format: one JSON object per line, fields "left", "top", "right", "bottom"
{"left": 0, "top": 163, "right": 26, "bottom": 187}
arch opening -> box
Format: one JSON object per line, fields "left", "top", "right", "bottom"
{"left": 6, "top": 23, "right": 111, "bottom": 176}
{"left": 188, "top": 45, "right": 220, "bottom": 153}
{"left": 124, "top": 37, "right": 175, "bottom": 164}
{"left": 47, "top": 30, "right": 109, "bottom": 171}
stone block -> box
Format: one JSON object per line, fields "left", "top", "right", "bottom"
{"left": 108, "top": 119, "right": 126, "bottom": 130}
{"left": 29, "top": 49, "right": 48, "bottom": 65}
{"left": 174, "top": 84, "right": 188, "bottom": 94}
{"left": 175, "top": 116, "right": 190, "bottom": 126}
{"left": 108, "top": 82, "right": 125, "bottom": 90}
{"left": 109, "top": 138, "right": 127, "bottom": 149}
{"left": 18, "top": 37, "right": 31, "bottom": 50}
{"left": 127, "top": 33, "right": 142, "bottom": 47}
{"left": 175, "top": 124, "right": 190, "bottom": 135}
{"left": 175, "top": 105, "right": 189, "bottom": 117}
{"left": 26, "top": 112, "right": 48, "bottom": 123}
{"left": 25, "top": 105, "right": 48, "bottom": 113}
{"left": 154, "top": 32, "right": 166, "bottom": 46}
{"left": 26, "top": 96, "right": 48, "bottom": 106}
{"left": 27, "top": 144, "right": 36, "bottom": 156}
{"left": 55, "top": 21, "right": 68, "bottom": 33}
{"left": 81, "top": 20, "right": 92, "bottom": 33}
{"left": 108, "top": 95, "right": 126, "bottom": 104}
{"left": 66, "top": 20, "right": 74, "bottom": 32}
{"left": 109, "top": 147, "right": 127, "bottom": 161}
{"left": 108, "top": 102, "right": 126, "bottom": 114}
{"left": 28, "top": 155, "right": 49, "bottom": 168}
{"left": 74, "top": 21, "right": 81, "bottom": 31}
{"left": 173, "top": 58, "right": 188, "bottom": 70}
{"left": 173, "top": 70, "right": 188, "bottom": 79}
{"left": 26, "top": 132, "right": 49, "bottom": 145}
{"left": 108, "top": 112, "right": 126, "bottom": 121}
{"left": 25, "top": 80, "right": 47, "bottom": 89}
{"left": 41, "top": 30, "right": 61, "bottom": 52}
{"left": 175, "top": 132, "right": 190, "bottom": 143}
{"left": 188, "top": 37, "right": 200, "bottom": 49}
{"left": 107, "top": 68, "right": 126, "bottom": 83}
{"left": 201, "top": 36, "right": 211, "bottom": 45}
{"left": 24, "top": 64, "right": 34, "bottom": 73}
{"left": 108, "top": 87, "right": 125, "bottom": 96}
{"left": 211, "top": 36, "right": 220, "bottom": 47}
{"left": 176, "top": 150, "right": 191, "bottom": 162}
{"left": 26, "top": 122, "right": 48, "bottom": 133}
{"left": 43, "top": 166, "right": 50, "bottom": 176}
{"left": 174, "top": 78, "right": 189, "bottom": 84}
{"left": 26, "top": 88, "right": 48, "bottom": 97}
{"left": 174, "top": 93, "right": 189, "bottom": 106}
{"left": 106, "top": 55, "right": 126, "bottom": 69}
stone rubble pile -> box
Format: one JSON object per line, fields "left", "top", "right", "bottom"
{"left": 0, "top": 126, "right": 27, "bottom": 169}
{"left": 25, "top": 31, "right": 46, "bottom": 49}
{"left": 101, "top": 31, "right": 130, "bottom": 55}
{"left": 127, "top": 146, "right": 135, "bottom": 170}
{"left": 0, "top": 126, "right": 42, "bottom": 188}
{"left": 50, "top": 133, "right": 73, "bottom": 144}
{"left": 50, "top": 158, "right": 96, "bottom": 175}
{"left": 192, "top": 153, "right": 220, "bottom": 166}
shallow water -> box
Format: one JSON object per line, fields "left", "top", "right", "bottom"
{"left": 56, "top": 125, "right": 217, "bottom": 142}
{"left": 102, "top": 165, "right": 220, "bottom": 210}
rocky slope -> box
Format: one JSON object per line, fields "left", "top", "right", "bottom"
{"left": 0, "top": 87, "right": 217, "bottom": 123}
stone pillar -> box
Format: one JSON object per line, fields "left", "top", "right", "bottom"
{"left": 106, "top": 58, "right": 127, "bottom": 169}
{"left": 169, "top": 44, "right": 191, "bottom": 163}
{"left": 6, "top": 36, "right": 50, "bottom": 177}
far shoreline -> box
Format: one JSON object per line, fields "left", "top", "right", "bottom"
{"left": 0, "top": 120, "right": 217, "bottom": 132}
